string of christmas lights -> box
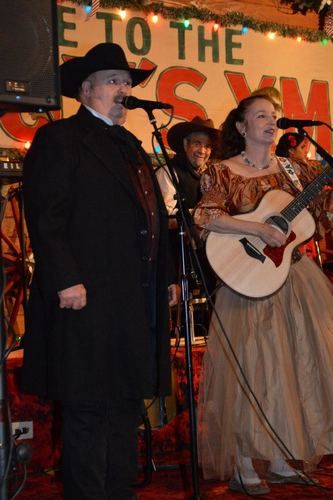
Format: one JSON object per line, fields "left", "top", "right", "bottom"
{"left": 62, "top": 0, "right": 333, "bottom": 43}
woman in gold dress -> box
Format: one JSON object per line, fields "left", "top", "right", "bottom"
{"left": 195, "top": 95, "right": 333, "bottom": 495}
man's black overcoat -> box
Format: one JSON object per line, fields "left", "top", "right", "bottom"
{"left": 22, "top": 106, "right": 171, "bottom": 402}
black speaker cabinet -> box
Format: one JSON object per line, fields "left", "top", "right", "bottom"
{"left": 0, "top": 0, "right": 60, "bottom": 112}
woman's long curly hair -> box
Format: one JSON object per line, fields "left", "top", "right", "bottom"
{"left": 275, "top": 132, "right": 304, "bottom": 158}
{"left": 219, "top": 95, "right": 275, "bottom": 160}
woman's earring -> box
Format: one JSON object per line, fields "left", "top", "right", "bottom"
{"left": 242, "top": 131, "right": 246, "bottom": 138}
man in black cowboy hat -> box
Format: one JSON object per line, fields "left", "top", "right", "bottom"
{"left": 156, "top": 116, "right": 220, "bottom": 301}
{"left": 22, "top": 43, "right": 177, "bottom": 500}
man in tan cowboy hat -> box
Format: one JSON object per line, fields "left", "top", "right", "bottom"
{"left": 22, "top": 43, "right": 177, "bottom": 500}
{"left": 156, "top": 116, "right": 220, "bottom": 216}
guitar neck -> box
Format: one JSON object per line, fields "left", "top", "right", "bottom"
{"left": 281, "top": 166, "right": 332, "bottom": 222}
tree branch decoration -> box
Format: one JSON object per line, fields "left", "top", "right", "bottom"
{"left": 280, "top": 1, "right": 331, "bottom": 15}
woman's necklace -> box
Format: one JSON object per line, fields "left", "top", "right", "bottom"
{"left": 241, "top": 151, "right": 273, "bottom": 170}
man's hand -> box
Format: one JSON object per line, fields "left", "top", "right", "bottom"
{"left": 58, "top": 284, "right": 87, "bottom": 310}
{"left": 168, "top": 284, "right": 180, "bottom": 307}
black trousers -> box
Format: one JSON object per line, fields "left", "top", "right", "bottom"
{"left": 62, "top": 399, "right": 142, "bottom": 500}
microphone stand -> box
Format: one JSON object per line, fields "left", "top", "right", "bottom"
{"left": 297, "top": 125, "right": 333, "bottom": 169}
{"left": 297, "top": 127, "right": 333, "bottom": 268}
{"left": 144, "top": 108, "right": 202, "bottom": 499}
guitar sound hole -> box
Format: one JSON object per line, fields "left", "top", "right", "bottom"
{"left": 267, "top": 215, "right": 289, "bottom": 234}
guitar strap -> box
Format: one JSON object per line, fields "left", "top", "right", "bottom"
{"left": 278, "top": 156, "right": 304, "bottom": 192}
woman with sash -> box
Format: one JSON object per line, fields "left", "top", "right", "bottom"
{"left": 195, "top": 95, "right": 333, "bottom": 495}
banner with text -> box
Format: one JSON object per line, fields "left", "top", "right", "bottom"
{"left": 1, "top": 1, "right": 332, "bottom": 156}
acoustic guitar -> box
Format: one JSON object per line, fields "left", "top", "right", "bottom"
{"left": 205, "top": 166, "right": 332, "bottom": 298}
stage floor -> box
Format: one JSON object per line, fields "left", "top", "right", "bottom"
{"left": 7, "top": 347, "right": 333, "bottom": 499}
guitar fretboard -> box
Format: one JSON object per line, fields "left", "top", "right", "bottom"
{"left": 281, "top": 166, "right": 332, "bottom": 222}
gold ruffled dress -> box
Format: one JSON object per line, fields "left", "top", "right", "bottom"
{"left": 195, "top": 158, "right": 333, "bottom": 480}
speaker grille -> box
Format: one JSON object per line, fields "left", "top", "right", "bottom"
{"left": 0, "top": 0, "right": 60, "bottom": 111}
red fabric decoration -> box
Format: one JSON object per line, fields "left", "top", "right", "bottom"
{"left": 288, "top": 135, "right": 297, "bottom": 147}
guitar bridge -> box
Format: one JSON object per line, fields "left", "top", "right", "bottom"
{"left": 239, "top": 237, "right": 266, "bottom": 263}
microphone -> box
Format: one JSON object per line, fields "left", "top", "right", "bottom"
{"left": 277, "top": 117, "right": 325, "bottom": 129}
{"left": 121, "top": 96, "right": 173, "bottom": 111}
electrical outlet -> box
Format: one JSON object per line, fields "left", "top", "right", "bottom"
{"left": 12, "top": 421, "right": 33, "bottom": 440}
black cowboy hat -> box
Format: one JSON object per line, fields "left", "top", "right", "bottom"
{"left": 167, "top": 116, "right": 220, "bottom": 153}
{"left": 60, "top": 43, "right": 154, "bottom": 98}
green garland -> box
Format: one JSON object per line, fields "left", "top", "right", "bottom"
{"left": 66, "top": 0, "right": 331, "bottom": 42}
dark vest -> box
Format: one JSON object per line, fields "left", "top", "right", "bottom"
{"left": 170, "top": 154, "right": 201, "bottom": 209}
